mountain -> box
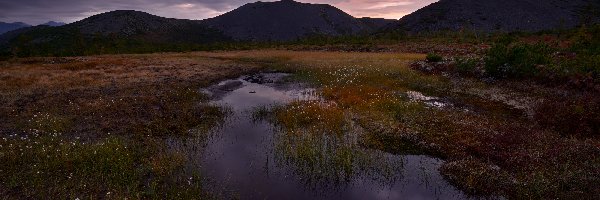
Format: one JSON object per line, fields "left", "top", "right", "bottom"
{"left": 63, "top": 10, "right": 228, "bottom": 42}
{"left": 2, "top": 0, "right": 397, "bottom": 52}
{"left": 0, "top": 22, "right": 30, "bottom": 35}
{"left": 357, "top": 17, "right": 397, "bottom": 31}
{"left": 0, "top": 10, "right": 230, "bottom": 57}
{"left": 41, "top": 21, "right": 66, "bottom": 27}
{"left": 1, "top": 10, "right": 229, "bottom": 43}
{"left": 202, "top": 0, "right": 373, "bottom": 41}
{"left": 393, "top": 0, "right": 600, "bottom": 33}
{"left": 0, "top": 21, "right": 64, "bottom": 36}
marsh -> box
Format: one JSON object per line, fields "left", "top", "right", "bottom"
{"left": 0, "top": 50, "right": 598, "bottom": 199}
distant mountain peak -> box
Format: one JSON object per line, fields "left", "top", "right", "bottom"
{"left": 202, "top": 0, "right": 373, "bottom": 41}
{"left": 0, "top": 21, "right": 31, "bottom": 35}
{"left": 0, "top": 9, "right": 230, "bottom": 55}
{"left": 67, "top": 10, "right": 183, "bottom": 36}
{"left": 394, "top": 0, "right": 600, "bottom": 33}
{"left": 102, "top": 10, "right": 154, "bottom": 16}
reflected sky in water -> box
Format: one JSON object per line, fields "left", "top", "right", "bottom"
{"left": 173, "top": 73, "right": 471, "bottom": 200}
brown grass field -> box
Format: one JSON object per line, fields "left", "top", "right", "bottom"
{"left": 0, "top": 50, "right": 598, "bottom": 199}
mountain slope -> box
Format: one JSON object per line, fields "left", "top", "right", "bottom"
{"left": 65, "top": 10, "right": 228, "bottom": 43}
{"left": 41, "top": 21, "right": 66, "bottom": 27}
{"left": 394, "top": 0, "right": 600, "bottom": 33}
{"left": 0, "top": 22, "right": 30, "bottom": 35}
{"left": 357, "top": 17, "right": 397, "bottom": 31}
{"left": 202, "top": 0, "right": 371, "bottom": 41}
{"left": 0, "top": 10, "right": 230, "bottom": 57}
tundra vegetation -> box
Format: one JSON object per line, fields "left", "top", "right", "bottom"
{"left": 211, "top": 47, "right": 599, "bottom": 198}
{"left": 0, "top": 26, "right": 599, "bottom": 199}
{"left": 0, "top": 54, "right": 259, "bottom": 198}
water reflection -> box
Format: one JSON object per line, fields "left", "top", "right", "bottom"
{"left": 405, "top": 91, "right": 452, "bottom": 108}
{"left": 173, "top": 73, "right": 472, "bottom": 199}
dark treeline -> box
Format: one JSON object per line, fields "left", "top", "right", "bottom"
{"left": 1, "top": 24, "right": 599, "bottom": 61}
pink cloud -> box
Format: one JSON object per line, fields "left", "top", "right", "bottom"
{"left": 303, "top": 0, "right": 438, "bottom": 19}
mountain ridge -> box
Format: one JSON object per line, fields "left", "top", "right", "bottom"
{"left": 0, "top": 10, "right": 230, "bottom": 57}
{"left": 3, "top": 0, "right": 600, "bottom": 58}
{"left": 393, "top": 0, "right": 600, "bottom": 33}
{"left": 201, "top": 0, "right": 379, "bottom": 41}
{"left": 2, "top": 10, "right": 229, "bottom": 42}
{"left": 41, "top": 21, "right": 66, "bottom": 27}
{"left": 0, "top": 22, "right": 30, "bottom": 35}
{"left": 2, "top": 1, "right": 392, "bottom": 43}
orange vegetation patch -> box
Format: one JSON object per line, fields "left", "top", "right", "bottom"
{"left": 0, "top": 52, "right": 261, "bottom": 138}
{"left": 275, "top": 101, "right": 346, "bottom": 136}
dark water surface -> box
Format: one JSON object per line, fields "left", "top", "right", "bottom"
{"left": 174, "top": 73, "right": 471, "bottom": 200}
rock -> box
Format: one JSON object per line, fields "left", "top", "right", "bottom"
{"left": 244, "top": 74, "right": 278, "bottom": 84}
{"left": 216, "top": 80, "right": 243, "bottom": 91}
{"left": 244, "top": 75, "right": 265, "bottom": 84}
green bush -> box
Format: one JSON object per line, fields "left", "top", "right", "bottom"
{"left": 426, "top": 53, "right": 443, "bottom": 62}
{"left": 570, "top": 26, "right": 600, "bottom": 55}
{"left": 481, "top": 26, "right": 600, "bottom": 85}
{"left": 455, "top": 57, "right": 479, "bottom": 75}
{"left": 484, "top": 42, "right": 553, "bottom": 79}
{"left": 570, "top": 54, "right": 600, "bottom": 79}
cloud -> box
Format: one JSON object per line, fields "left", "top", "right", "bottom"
{"left": 176, "top": 3, "right": 196, "bottom": 9}
{"left": 0, "top": 0, "right": 437, "bottom": 25}
{"left": 366, "top": 2, "right": 414, "bottom": 10}
{"left": 331, "top": 0, "right": 437, "bottom": 19}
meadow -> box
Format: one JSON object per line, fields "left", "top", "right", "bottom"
{"left": 0, "top": 47, "right": 598, "bottom": 198}
{"left": 207, "top": 50, "right": 599, "bottom": 198}
{"left": 0, "top": 54, "right": 258, "bottom": 198}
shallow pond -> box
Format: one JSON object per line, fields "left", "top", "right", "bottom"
{"left": 176, "top": 73, "right": 472, "bottom": 199}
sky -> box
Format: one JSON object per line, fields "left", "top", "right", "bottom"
{"left": 0, "top": 0, "right": 438, "bottom": 25}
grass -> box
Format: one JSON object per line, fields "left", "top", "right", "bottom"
{"left": 0, "top": 135, "right": 212, "bottom": 199}
{"left": 0, "top": 52, "right": 261, "bottom": 198}
{"left": 1, "top": 49, "right": 599, "bottom": 198}
{"left": 409, "top": 28, "right": 600, "bottom": 138}
{"left": 260, "top": 101, "right": 404, "bottom": 187}
{"left": 222, "top": 50, "right": 599, "bottom": 199}
{"left": 420, "top": 26, "right": 600, "bottom": 91}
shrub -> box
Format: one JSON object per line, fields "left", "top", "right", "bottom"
{"left": 484, "top": 42, "right": 553, "bottom": 79}
{"left": 567, "top": 25, "right": 600, "bottom": 84}
{"left": 455, "top": 57, "right": 479, "bottom": 75}
{"left": 570, "top": 26, "right": 600, "bottom": 55}
{"left": 426, "top": 53, "right": 443, "bottom": 62}
{"left": 0, "top": 49, "right": 11, "bottom": 61}
{"left": 568, "top": 54, "right": 600, "bottom": 81}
